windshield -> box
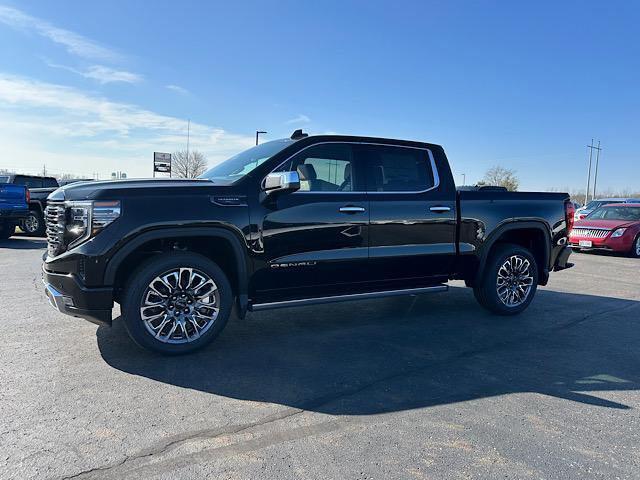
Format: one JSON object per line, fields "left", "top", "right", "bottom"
{"left": 0, "top": 176, "right": 9, "bottom": 183}
{"left": 199, "top": 139, "right": 294, "bottom": 183}
{"left": 587, "top": 206, "right": 640, "bottom": 221}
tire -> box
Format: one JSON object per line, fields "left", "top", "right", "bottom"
{"left": 473, "top": 243, "right": 539, "bottom": 315}
{"left": 21, "top": 210, "right": 46, "bottom": 236}
{"left": 630, "top": 235, "right": 640, "bottom": 258}
{"left": 0, "top": 223, "right": 15, "bottom": 240}
{"left": 121, "top": 252, "right": 233, "bottom": 355}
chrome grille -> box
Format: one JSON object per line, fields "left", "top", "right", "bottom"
{"left": 45, "top": 202, "right": 66, "bottom": 256}
{"left": 570, "top": 228, "right": 610, "bottom": 238}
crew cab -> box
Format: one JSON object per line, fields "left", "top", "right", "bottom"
{"left": 42, "top": 132, "right": 574, "bottom": 354}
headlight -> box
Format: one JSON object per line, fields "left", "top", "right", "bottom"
{"left": 65, "top": 200, "right": 121, "bottom": 248}
{"left": 611, "top": 228, "right": 626, "bottom": 238}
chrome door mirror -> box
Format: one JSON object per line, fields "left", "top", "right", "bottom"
{"left": 263, "top": 171, "right": 300, "bottom": 195}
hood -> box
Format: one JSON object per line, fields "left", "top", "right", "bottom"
{"left": 48, "top": 178, "right": 217, "bottom": 201}
{"left": 573, "top": 218, "right": 638, "bottom": 230}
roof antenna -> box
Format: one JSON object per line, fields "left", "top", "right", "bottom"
{"left": 290, "top": 129, "right": 308, "bottom": 140}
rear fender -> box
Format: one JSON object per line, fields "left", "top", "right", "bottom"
{"left": 474, "top": 221, "right": 551, "bottom": 286}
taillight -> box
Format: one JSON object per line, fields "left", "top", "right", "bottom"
{"left": 565, "top": 200, "right": 575, "bottom": 232}
{"left": 25, "top": 188, "right": 30, "bottom": 202}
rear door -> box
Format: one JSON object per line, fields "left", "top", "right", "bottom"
{"left": 360, "top": 143, "right": 456, "bottom": 284}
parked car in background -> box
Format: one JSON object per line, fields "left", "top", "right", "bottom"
{"left": 0, "top": 182, "right": 29, "bottom": 239}
{"left": 1, "top": 174, "right": 59, "bottom": 236}
{"left": 569, "top": 203, "right": 640, "bottom": 257}
{"left": 574, "top": 198, "right": 638, "bottom": 220}
{"left": 0, "top": 175, "right": 93, "bottom": 236}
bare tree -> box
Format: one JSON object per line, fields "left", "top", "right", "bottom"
{"left": 171, "top": 150, "right": 208, "bottom": 178}
{"left": 478, "top": 165, "right": 520, "bottom": 191}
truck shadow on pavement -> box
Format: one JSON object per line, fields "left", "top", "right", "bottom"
{"left": 97, "top": 286, "right": 640, "bottom": 415}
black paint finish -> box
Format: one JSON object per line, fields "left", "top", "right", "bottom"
{"left": 42, "top": 134, "right": 572, "bottom": 324}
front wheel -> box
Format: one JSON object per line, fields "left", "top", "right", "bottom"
{"left": 121, "top": 252, "right": 233, "bottom": 355}
{"left": 473, "top": 243, "right": 539, "bottom": 315}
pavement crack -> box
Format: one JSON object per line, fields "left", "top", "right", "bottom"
{"left": 60, "top": 407, "right": 303, "bottom": 479}
{"left": 61, "top": 456, "right": 129, "bottom": 480}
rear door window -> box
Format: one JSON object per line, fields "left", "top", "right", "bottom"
{"left": 360, "top": 145, "right": 435, "bottom": 192}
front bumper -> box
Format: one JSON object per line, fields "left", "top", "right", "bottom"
{"left": 568, "top": 235, "right": 632, "bottom": 253}
{"left": 43, "top": 266, "right": 113, "bottom": 326}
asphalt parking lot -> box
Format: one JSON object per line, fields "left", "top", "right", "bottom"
{"left": 1, "top": 236, "right": 639, "bottom": 480}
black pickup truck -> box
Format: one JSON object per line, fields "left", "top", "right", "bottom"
{"left": 42, "top": 132, "right": 574, "bottom": 354}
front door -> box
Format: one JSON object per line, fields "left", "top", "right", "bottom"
{"left": 251, "top": 142, "right": 370, "bottom": 302}
{"left": 359, "top": 143, "right": 457, "bottom": 285}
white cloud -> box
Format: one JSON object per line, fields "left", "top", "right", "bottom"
{"left": 83, "top": 65, "right": 142, "bottom": 84}
{"left": 46, "top": 62, "right": 143, "bottom": 84}
{"left": 284, "top": 114, "right": 311, "bottom": 125}
{"left": 0, "top": 74, "right": 254, "bottom": 177}
{"left": 0, "top": 5, "right": 121, "bottom": 61}
{"left": 165, "top": 84, "right": 190, "bottom": 95}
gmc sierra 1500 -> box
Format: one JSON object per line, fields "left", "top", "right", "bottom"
{"left": 42, "top": 131, "right": 574, "bottom": 354}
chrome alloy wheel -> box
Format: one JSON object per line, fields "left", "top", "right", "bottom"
{"left": 496, "top": 255, "right": 534, "bottom": 307}
{"left": 140, "top": 267, "right": 220, "bottom": 344}
{"left": 635, "top": 236, "right": 640, "bottom": 257}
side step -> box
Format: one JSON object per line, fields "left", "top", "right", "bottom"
{"left": 249, "top": 284, "right": 448, "bottom": 312}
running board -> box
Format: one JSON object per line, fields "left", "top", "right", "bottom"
{"left": 249, "top": 284, "right": 448, "bottom": 312}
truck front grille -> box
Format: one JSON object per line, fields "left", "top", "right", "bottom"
{"left": 570, "top": 228, "right": 610, "bottom": 238}
{"left": 45, "top": 202, "right": 66, "bottom": 256}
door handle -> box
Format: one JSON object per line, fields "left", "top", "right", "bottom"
{"left": 429, "top": 206, "right": 451, "bottom": 213}
{"left": 339, "top": 206, "right": 366, "bottom": 213}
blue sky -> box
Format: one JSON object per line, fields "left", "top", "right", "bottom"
{"left": 0, "top": 1, "right": 638, "bottom": 191}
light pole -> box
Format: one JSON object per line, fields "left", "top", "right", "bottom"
{"left": 256, "top": 130, "right": 267, "bottom": 146}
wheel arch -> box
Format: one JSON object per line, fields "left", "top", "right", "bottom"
{"left": 104, "top": 227, "right": 250, "bottom": 317}
{"left": 28, "top": 200, "right": 44, "bottom": 213}
{"left": 473, "top": 221, "right": 551, "bottom": 287}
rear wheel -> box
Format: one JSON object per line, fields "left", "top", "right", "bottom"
{"left": 21, "top": 210, "right": 45, "bottom": 236}
{"left": 121, "top": 252, "right": 233, "bottom": 355}
{"left": 630, "top": 235, "right": 640, "bottom": 258}
{"left": 473, "top": 243, "right": 538, "bottom": 315}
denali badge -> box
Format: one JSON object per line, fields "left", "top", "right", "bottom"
{"left": 270, "top": 261, "right": 317, "bottom": 269}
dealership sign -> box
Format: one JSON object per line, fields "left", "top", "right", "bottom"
{"left": 153, "top": 152, "right": 171, "bottom": 175}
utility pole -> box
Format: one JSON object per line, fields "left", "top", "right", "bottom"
{"left": 584, "top": 139, "right": 595, "bottom": 205}
{"left": 256, "top": 130, "right": 267, "bottom": 145}
{"left": 42, "top": 164, "right": 47, "bottom": 177}
{"left": 592, "top": 140, "right": 603, "bottom": 200}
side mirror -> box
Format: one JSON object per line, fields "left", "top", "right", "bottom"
{"left": 263, "top": 171, "right": 300, "bottom": 195}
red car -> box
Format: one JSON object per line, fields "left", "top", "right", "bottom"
{"left": 569, "top": 203, "right": 640, "bottom": 257}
